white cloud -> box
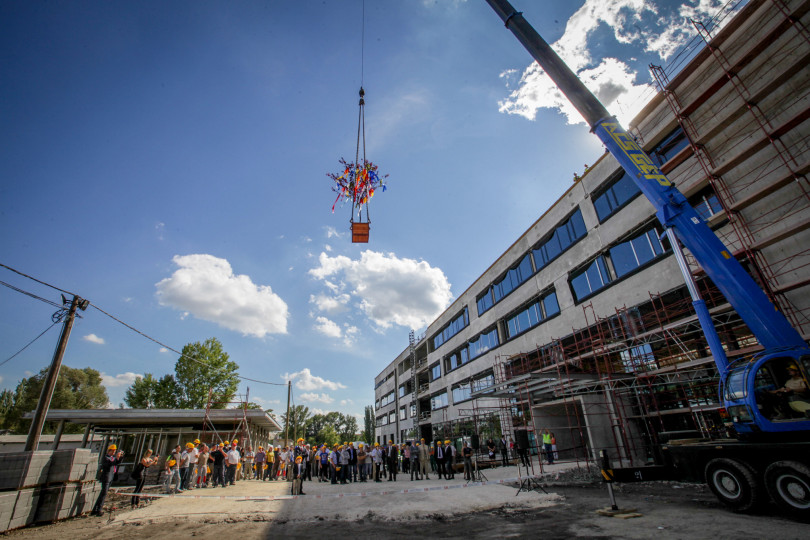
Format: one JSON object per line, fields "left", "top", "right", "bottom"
{"left": 309, "top": 293, "right": 350, "bottom": 315}
{"left": 313, "top": 316, "right": 342, "bottom": 338}
{"left": 299, "top": 392, "right": 334, "bottom": 404}
{"left": 325, "top": 226, "right": 342, "bottom": 239}
{"left": 83, "top": 333, "right": 105, "bottom": 345}
{"left": 281, "top": 368, "right": 347, "bottom": 391}
{"left": 497, "top": 0, "right": 739, "bottom": 125}
{"left": 309, "top": 250, "right": 452, "bottom": 330}
{"left": 100, "top": 372, "right": 142, "bottom": 388}
{"left": 325, "top": 244, "right": 332, "bottom": 252}
{"left": 340, "top": 398, "right": 354, "bottom": 406}
{"left": 343, "top": 325, "right": 359, "bottom": 347}
{"left": 155, "top": 254, "right": 288, "bottom": 337}
{"left": 159, "top": 347, "right": 169, "bottom": 354}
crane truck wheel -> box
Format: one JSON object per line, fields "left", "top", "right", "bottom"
{"left": 764, "top": 461, "right": 810, "bottom": 520}
{"left": 704, "top": 458, "right": 762, "bottom": 512}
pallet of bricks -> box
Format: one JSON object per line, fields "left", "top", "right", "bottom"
{"left": 0, "top": 449, "right": 100, "bottom": 532}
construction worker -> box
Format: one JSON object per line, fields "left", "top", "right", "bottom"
{"left": 91, "top": 444, "right": 124, "bottom": 516}
{"left": 542, "top": 429, "right": 554, "bottom": 464}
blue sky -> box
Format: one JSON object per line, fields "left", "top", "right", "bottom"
{"left": 1, "top": 0, "right": 740, "bottom": 420}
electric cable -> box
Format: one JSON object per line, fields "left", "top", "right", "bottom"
{"left": 0, "top": 321, "right": 59, "bottom": 369}
{"left": 0, "top": 261, "right": 288, "bottom": 387}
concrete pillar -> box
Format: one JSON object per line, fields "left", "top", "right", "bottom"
{"left": 81, "top": 423, "right": 92, "bottom": 448}
{"left": 52, "top": 419, "right": 66, "bottom": 450}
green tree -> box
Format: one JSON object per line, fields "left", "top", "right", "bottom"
{"left": 2, "top": 366, "right": 109, "bottom": 433}
{"left": 305, "top": 413, "right": 327, "bottom": 440}
{"left": 124, "top": 373, "right": 179, "bottom": 408}
{"left": 0, "top": 389, "right": 15, "bottom": 427}
{"left": 316, "top": 424, "right": 339, "bottom": 447}
{"left": 281, "top": 404, "right": 310, "bottom": 443}
{"left": 363, "top": 405, "right": 375, "bottom": 444}
{"left": 337, "top": 414, "right": 359, "bottom": 442}
{"left": 173, "top": 338, "right": 239, "bottom": 408}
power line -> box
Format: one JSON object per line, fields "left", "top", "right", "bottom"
{"left": 0, "top": 262, "right": 75, "bottom": 296}
{"left": 0, "top": 321, "right": 59, "bottom": 369}
{"left": 0, "top": 261, "right": 288, "bottom": 387}
{"left": 90, "top": 303, "right": 288, "bottom": 387}
{"left": 0, "top": 279, "right": 64, "bottom": 309}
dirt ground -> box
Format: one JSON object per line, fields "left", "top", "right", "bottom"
{"left": 5, "top": 466, "right": 808, "bottom": 539}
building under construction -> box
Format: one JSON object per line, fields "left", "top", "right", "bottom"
{"left": 374, "top": 0, "right": 810, "bottom": 469}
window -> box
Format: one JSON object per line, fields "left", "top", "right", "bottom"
{"left": 432, "top": 307, "right": 469, "bottom": 350}
{"left": 388, "top": 411, "right": 396, "bottom": 424}
{"left": 379, "top": 415, "right": 387, "bottom": 426}
{"left": 505, "top": 290, "right": 560, "bottom": 339}
{"left": 430, "top": 363, "right": 441, "bottom": 382}
{"left": 477, "top": 288, "right": 494, "bottom": 316}
{"left": 593, "top": 171, "right": 642, "bottom": 222}
{"left": 381, "top": 391, "right": 395, "bottom": 407}
{"left": 444, "top": 344, "right": 473, "bottom": 374}
{"left": 431, "top": 391, "right": 448, "bottom": 410}
{"left": 570, "top": 257, "right": 611, "bottom": 302}
{"left": 650, "top": 126, "right": 689, "bottom": 166}
{"left": 375, "top": 399, "right": 380, "bottom": 410}
{"left": 410, "top": 403, "right": 417, "bottom": 417}
{"left": 532, "top": 209, "right": 588, "bottom": 270}
{"left": 493, "top": 254, "right": 534, "bottom": 303}
{"left": 452, "top": 382, "right": 472, "bottom": 404}
{"left": 399, "top": 406, "right": 407, "bottom": 421}
{"left": 609, "top": 228, "right": 664, "bottom": 279}
{"left": 469, "top": 327, "right": 499, "bottom": 360}
{"left": 689, "top": 188, "right": 723, "bottom": 221}
{"left": 472, "top": 372, "right": 495, "bottom": 393}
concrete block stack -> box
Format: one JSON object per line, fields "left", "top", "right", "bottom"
{"left": 0, "top": 449, "right": 99, "bottom": 533}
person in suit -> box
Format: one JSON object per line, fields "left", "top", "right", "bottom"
{"left": 387, "top": 443, "right": 399, "bottom": 481}
{"left": 419, "top": 439, "right": 430, "bottom": 479}
{"left": 292, "top": 455, "right": 306, "bottom": 495}
{"left": 435, "top": 439, "right": 446, "bottom": 480}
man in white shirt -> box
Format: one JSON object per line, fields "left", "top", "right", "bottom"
{"left": 186, "top": 440, "right": 200, "bottom": 489}
{"left": 226, "top": 446, "right": 240, "bottom": 486}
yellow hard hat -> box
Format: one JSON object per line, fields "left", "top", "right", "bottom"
{"left": 374, "top": 442, "right": 380, "bottom": 446}
{"left": 224, "top": 440, "right": 230, "bottom": 445}
{"left": 389, "top": 440, "right": 393, "bottom": 444}
{"left": 359, "top": 444, "right": 364, "bottom": 448}
{"left": 186, "top": 442, "right": 194, "bottom": 448}
{"left": 445, "top": 440, "right": 450, "bottom": 444}
{"left": 295, "top": 456, "right": 303, "bottom": 462}
{"left": 108, "top": 444, "right": 117, "bottom": 451}
{"left": 298, "top": 438, "right": 304, "bottom": 442}
{"left": 343, "top": 441, "right": 348, "bottom": 445}
{"left": 233, "top": 439, "right": 238, "bottom": 444}
{"left": 194, "top": 439, "right": 201, "bottom": 444}
{"left": 787, "top": 364, "right": 799, "bottom": 370}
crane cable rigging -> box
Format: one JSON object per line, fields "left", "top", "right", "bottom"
{"left": 327, "top": 0, "right": 388, "bottom": 243}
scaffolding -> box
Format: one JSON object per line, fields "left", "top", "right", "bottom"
{"left": 200, "top": 387, "right": 254, "bottom": 449}
{"left": 649, "top": 0, "right": 810, "bottom": 334}
{"left": 473, "top": 277, "right": 756, "bottom": 471}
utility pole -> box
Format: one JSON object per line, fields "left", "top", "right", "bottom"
{"left": 25, "top": 295, "right": 88, "bottom": 452}
{"left": 284, "top": 380, "right": 291, "bottom": 448}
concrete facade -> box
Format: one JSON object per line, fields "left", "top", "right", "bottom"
{"left": 376, "top": 0, "right": 810, "bottom": 459}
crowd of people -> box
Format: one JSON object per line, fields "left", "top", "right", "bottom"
{"left": 117, "top": 432, "right": 560, "bottom": 509}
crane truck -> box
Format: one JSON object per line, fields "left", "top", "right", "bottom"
{"left": 485, "top": 0, "right": 810, "bottom": 518}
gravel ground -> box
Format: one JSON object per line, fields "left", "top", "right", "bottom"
{"left": 5, "top": 463, "right": 808, "bottom": 539}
